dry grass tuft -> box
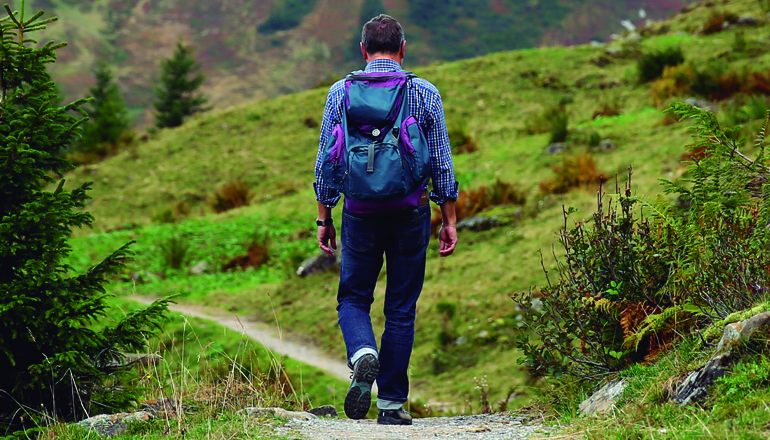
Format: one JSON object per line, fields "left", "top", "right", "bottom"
{"left": 539, "top": 152, "right": 610, "bottom": 194}
{"left": 211, "top": 181, "right": 253, "bottom": 213}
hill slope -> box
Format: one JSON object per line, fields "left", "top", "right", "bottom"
{"left": 28, "top": 0, "right": 694, "bottom": 125}
{"left": 65, "top": 0, "right": 770, "bottom": 410}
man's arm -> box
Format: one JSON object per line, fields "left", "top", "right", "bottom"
{"left": 315, "top": 82, "right": 345, "bottom": 257}
{"left": 421, "top": 82, "right": 459, "bottom": 257}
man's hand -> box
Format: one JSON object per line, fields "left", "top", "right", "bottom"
{"left": 438, "top": 224, "right": 457, "bottom": 257}
{"left": 318, "top": 225, "right": 337, "bottom": 257}
{"left": 438, "top": 200, "right": 458, "bottom": 257}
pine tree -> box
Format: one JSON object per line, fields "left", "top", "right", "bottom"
{"left": 79, "top": 59, "right": 130, "bottom": 155}
{"left": 153, "top": 42, "right": 208, "bottom": 129}
{"left": 0, "top": 2, "right": 170, "bottom": 432}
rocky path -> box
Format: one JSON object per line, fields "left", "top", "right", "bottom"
{"left": 278, "top": 414, "right": 552, "bottom": 440}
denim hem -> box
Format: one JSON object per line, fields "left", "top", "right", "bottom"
{"left": 349, "top": 347, "right": 378, "bottom": 370}
{"left": 377, "top": 398, "right": 406, "bottom": 410}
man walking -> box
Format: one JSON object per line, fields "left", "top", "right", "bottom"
{"left": 314, "top": 14, "right": 458, "bottom": 425}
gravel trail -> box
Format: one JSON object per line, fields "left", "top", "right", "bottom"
{"left": 130, "top": 296, "right": 356, "bottom": 386}
{"left": 278, "top": 414, "right": 552, "bottom": 440}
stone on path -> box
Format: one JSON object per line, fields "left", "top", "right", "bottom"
{"left": 307, "top": 405, "right": 338, "bottom": 418}
{"left": 240, "top": 407, "right": 318, "bottom": 421}
{"left": 77, "top": 411, "right": 153, "bottom": 437}
{"left": 579, "top": 379, "right": 626, "bottom": 416}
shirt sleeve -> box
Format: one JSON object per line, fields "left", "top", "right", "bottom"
{"left": 424, "top": 90, "right": 459, "bottom": 205}
{"left": 314, "top": 82, "right": 345, "bottom": 208}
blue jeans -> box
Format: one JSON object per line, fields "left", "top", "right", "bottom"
{"left": 337, "top": 204, "right": 432, "bottom": 408}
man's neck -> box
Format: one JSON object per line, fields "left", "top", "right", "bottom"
{"left": 366, "top": 55, "right": 402, "bottom": 65}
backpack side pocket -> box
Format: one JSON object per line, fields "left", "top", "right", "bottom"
{"left": 400, "top": 116, "right": 431, "bottom": 187}
{"left": 321, "top": 124, "right": 347, "bottom": 191}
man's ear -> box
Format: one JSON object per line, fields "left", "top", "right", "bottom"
{"left": 360, "top": 42, "right": 368, "bottom": 61}
{"left": 400, "top": 40, "right": 406, "bottom": 59}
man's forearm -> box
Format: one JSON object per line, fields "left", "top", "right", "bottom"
{"left": 439, "top": 200, "right": 456, "bottom": 226}
{"left": 318, "top": 202, "right": 333, "bottom": 220}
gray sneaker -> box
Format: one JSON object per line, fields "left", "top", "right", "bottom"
{"left": 344, "top": 354, "right": 379, "bottom": 419}
{"left": 377, "top": 408, "right": 413, "bottom": 425}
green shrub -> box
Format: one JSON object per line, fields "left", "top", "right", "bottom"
{"left": 516, "top": 104, "right": 770, "bottom": 380}
{"left": 549, "top": 111, "right": 569, "bottom": 144}
{"left": 516, "top": 175, "right": 674, "bottom": 379}
{"left": 0, "top": 4, "right": 170, "bottom": 432}
{"left": 637, "top": 47, "right": 685, "bottom": 84}
{"left": 523, "top": 104, "right": 566, "bottom": 135}
{"left": 159, "top": 235, "right": 191, "bottom": 271}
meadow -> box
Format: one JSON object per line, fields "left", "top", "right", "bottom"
{"left": 58, "top": 0, "right": 770, "bottom": 429}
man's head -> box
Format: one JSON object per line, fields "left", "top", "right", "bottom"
{"left": 360, "top": 14, "right": 406, "bottom": 63}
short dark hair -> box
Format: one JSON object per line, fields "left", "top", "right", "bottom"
{"left": 361, "top": 14, "right": 404, "bottom": 55}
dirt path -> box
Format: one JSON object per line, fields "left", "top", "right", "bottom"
{"left": 130, "top": 296, "right": 360, "bottom": 388}
{"left": 278, "top": 413, "right": 552, "bottom": 440}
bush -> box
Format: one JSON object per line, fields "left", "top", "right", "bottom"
{"left": 222, "top": 232, "right": 271, "bottom": 271}
{"left": 449, "top": 126, "right": 478, "bottom": 154}
{"left": 515, "top": 104, "right": 770, "bottom": 380}
{"left": 637, "top": 47, "right": 685, "bottom": 84}
{"left": 592, "top": 93, "right": 622, "bottom": 119}
{"left": 701, "top": 10, "right": 739, "bottom": 35}
{"left": 523, "top": 104, "right": 567, "bottom": 136}
{"left": 211, "top": 181, "right": 253, "bottom": 213}
{"left": 539, "top": 152, "right": 610, "bottom": 194}
{"left": 0, "top": 6, "right": 170, "bottom": 432}
{"left": 159, "top": 235, "right": 190, "bottom": 271}
{"left": 549, "top": 111, "right": 569, "bottom": 144}
{"left": 515, "top": 175, "right": 679, "bottom": 379}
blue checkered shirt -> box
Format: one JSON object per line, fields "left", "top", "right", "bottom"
{"left": 314, "top": 59, "right": 459, "bottom": 208}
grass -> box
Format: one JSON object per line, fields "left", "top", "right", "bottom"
{"left": 555, "top": 337, "right": 770, "bottom": 439}
{"left": 59, "top": 0, "right": 770, "bottom": 422}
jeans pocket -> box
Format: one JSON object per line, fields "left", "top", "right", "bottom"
{"left": 397, "top": 213, "right": 430, "bottom": 254}
{"left": 343, "top": 214, "right": 375, "bottom": 253}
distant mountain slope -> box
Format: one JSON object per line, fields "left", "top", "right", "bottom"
{"left": 29, "top": 0, "right": 694, "bottom": 125}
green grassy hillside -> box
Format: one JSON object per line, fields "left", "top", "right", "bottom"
{"left": 65, "top": 0, "right": 770, "bottom": 412}
{"left": 25, "top": 0, "right": 693, "bottom": 125}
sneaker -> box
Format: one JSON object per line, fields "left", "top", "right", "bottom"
{"left": 377, "top": 408, "right": 413, "bottom": 425}
{"left": 344, "top": 354, "right": 379, "bottom": 419}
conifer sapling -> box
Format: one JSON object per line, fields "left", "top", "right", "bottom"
{"left": 0, "top": 2, "right": 170, "bottom": 431}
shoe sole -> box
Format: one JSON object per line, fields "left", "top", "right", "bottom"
{"left": 344, "top": 355, "right": 379, "bottom": 419}
{"left": 377, "top": 418, "right": 412, "bottom": 425}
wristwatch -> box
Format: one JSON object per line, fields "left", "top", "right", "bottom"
{"left": 316, "top": 217, "right": 333, "bottom": 227}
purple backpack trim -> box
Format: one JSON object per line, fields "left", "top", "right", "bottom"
{"left": 345, "top": 187, "right": 423, "bottom": 215}
{"left": 328, "top": 124, "right": 345, "bottom": 164}
{"left": 400, "top": 116, "right": 419, "bottom": 155}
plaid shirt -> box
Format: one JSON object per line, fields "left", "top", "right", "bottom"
{"left": 314, "top": 59, "right": 459, "bottom": 208}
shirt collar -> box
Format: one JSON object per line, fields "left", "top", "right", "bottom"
{"left": 364, "top": 59, "right": 402, "bottom": 73}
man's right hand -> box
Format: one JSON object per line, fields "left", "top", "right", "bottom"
{"left": 439, "top": 224, "right": 457, "bottom": 257}
{"left": 318, "top": 225, "right": 337, "bottom": 257}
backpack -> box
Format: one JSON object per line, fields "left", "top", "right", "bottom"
{"left": 320, "top": 70, "right": 431, "bottom": 205}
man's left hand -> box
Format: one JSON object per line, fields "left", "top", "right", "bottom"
{"left": 318, "top": 225, "right": 337, "bottom": 257}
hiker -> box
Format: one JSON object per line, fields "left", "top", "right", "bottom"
{"left": 313, "top": 14, "right": 458, "bottom": 425}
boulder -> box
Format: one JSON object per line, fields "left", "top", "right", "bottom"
{"left": 239, "top": 407, "right": 318, "bottom": 421}
{"left": 297, "top": 253, "right": 338, "bottom": 277}
{"left": 579, "top": 379, "right": 626, "bottom": 415}
{"left": 684, "top": 98, "right": 717, "bottom": 113}
{"left": 545, "top": 142, "right": 567, "bottom": 155}
{"left": 598, "top": 139, "right": 617, "bottom": 151}
{"left": 190, "top": 261, "right": 212, "bottom": 275}
{"left": 78, "top": 411, "right": 153, "bottom": 437}
{"left": 672, "top": 312, "right": 770, "bottom": 405}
